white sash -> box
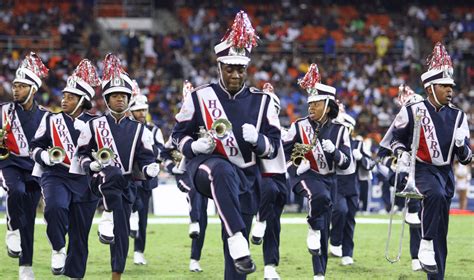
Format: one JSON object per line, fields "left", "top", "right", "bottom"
{"left": 196, "top": 87, "right": 260, "bottom": 168}
{"left": 49, "top": 114, "right": 75, "bottom": 166}
{"left": 410, "top": 103, "right": 458, "bottom": 166}
{"left": 2, "top": 104, "right": 29, "bottom": 157}
{"left": 91, "top": 118, "right": 138, "bottom": 174}
{"left": 299, "top": 119, "right": 331, "bottom": 175}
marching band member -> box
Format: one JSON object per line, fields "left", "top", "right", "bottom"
{"left": 250, "top": 82, "right": 287, "bottom": 280}
{"left": 70, "top": 54, "right": 160, "bottom": 280}
{"left": 356, "top": 135, "right": 375, "bottom": 215}
{"left": 283, "top": 64, "right": 351, "bottom": 280}
{"left": 329, "top": 111, "right": 362, "bottom": 266}
{"left": 172, "top": 11, "right": 281, "bottom": 279}
{"left": 30, "top": 59, "right": 100, "bottom": 277}
{"left": 0, "top": 52, "right": 49, "bottom": 280}
{"left": 128, "top": 81, "right": 164, "bottom": 265}
{"left": 384, "top": 42, "right": 471, "bottom": 279}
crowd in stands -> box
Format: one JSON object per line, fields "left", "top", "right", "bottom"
{"left": 0, "top": 1, "right": 473, "bottom": 143}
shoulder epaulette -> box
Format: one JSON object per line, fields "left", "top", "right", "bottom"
{"left": 448, "top": 103, "right": 461, "bottom": 110}
{"left": 405, "top": 99, "right": 424, "bottom": 107}
{"left": 193, "top": 84, "right": 211, "bottom": 92}
{"left": 249, "top": 87, "right": 265, "bottom": 94}
{"left": 38, "top": 105, "right": 51, "bottom": 112}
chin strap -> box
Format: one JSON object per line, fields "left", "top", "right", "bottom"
{"left": 430, "top": 84, "right": 443, "bottom": 107}
{"left": 69, "top": 96, "right": 85, "bottom": 116}
{"left": 317, "top": 99, "right": 330, "bottom": 122}
{"left": 20, "top": 86, "right": 36, "bottom": 106}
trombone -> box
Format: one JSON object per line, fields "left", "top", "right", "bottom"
{"left": 385, "top": 111, "right": 424, "bottom": 263}
{"left": 48, "top": 146, "right": 66, "bottom": 164}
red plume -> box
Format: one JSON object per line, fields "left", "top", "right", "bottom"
{"left": 102, "top": 53, "right": 126, "bottom": 81}
{"left": 131, "top": 79, "right": 140, "bottom": 97}
{"left": 298, "top": 64, "right": 321, "bottom": 90}
{"left": 21, "top": 52, "right": 49, "bottom": 78}
{"left": 72, "top": 59, "right": 101, "bottom": 87}
{"left": 263, "top": 82, "right": 274, "bottom": 94}
{"left": 426, "top": 42, "right": 453, "bottom": 70}
{"left": 221, "top": 10, "right": 259, "bottom": 50}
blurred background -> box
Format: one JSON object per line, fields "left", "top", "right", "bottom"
{"left": 0, "top": 0, "right": 473, "bottom": 212}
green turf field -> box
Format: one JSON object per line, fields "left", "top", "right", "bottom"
{"left": 0, "top": 214, "right": 473, "bottom": 279}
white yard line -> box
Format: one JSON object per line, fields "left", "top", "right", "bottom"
{"left": 0, "top": 217, "right": 401, "bottom": 225}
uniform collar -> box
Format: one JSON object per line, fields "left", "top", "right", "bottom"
{"left": 426, "top": 98, "right": 446, "bottom": 112}
{"left": 217, "top": 81, "right": 246, "bottom": 100}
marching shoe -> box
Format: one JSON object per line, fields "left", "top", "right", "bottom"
{"left": 264, "top": 265, "right": 280, "bottom": 280}
{"left": 129, "top": 211, "right": 139, "bottom": 239}
{"left": 227, "top": 232, "right": 256, "bottom": 274}
{"left": 411, "top": 259, "right": 422, "bottom": 271}
{"left": 51, "top": 247, "right": 66, "bottom": 275}
{"left": 189, "top": 222, "right": 200, "bottom": 239}
{"left": 250, "top": 220, "right": 266, "bottom": 245}
{"left": 134, "top": 251, "right": 147, "bottom": 265}
{"left": 313, "top": 274, "right": 325, "bottom": 280}
{"left": 341, "top": 256, "right": 354, "bottom": 266}
{"left": 6, "top": 229, "right": 22, "bottom": 258}
{"left": 405, "top": 212, "right": 421, "bottom": 227}
{"left": 189, "top": 259, "right": 203, "bottom": 272}
{"left": 418, "top": 239, "right": 438, "bottom": 274}
{"left": 307, "top": 228, "right": 321, "bottom": 255}
{"left": 19, "top": 266, "right": 35, "bottom": 280}
{"left": 98, "top": 211, "right": 115, "bottom": 244}
{"left": 329, "top": 244, "right": 342, "bottom": 257}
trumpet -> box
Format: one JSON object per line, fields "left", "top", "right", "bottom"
{"left": 48, "top": 146, "right": 66, "bottom": 164}
{"left": 170, "top": 149, "right": 183, "bottom": 165}
{"left": 290, "top": 123, "right": 320, "bottom": 166}
{"left": 92, "top": 147, "right": 114, "bottom": 166}
{"left": 0, "top": 127, "right": 9, "bottom": 160}
{"left": 210, "top": 118, "right": 233, "bottom": 140}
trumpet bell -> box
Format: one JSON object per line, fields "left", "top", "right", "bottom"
{"left": 211, "top": 118, "right": 232, "bottom": 140}
{"left": 48, "top": 146, "right": 66, "bottom": 164}
{"left": 0, "top": 145, "right": 10, "bottom": 160}
{"left": 396, "top": 177, "right": 423, "bottom": 199}
{"left": 94, "top": 147, "right": 114, "bottom": 165}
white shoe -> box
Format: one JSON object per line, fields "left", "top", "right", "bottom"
{"left": 418, "top": 239, "right": 438, "bottom": 274}
{"left": 51, "top": 247, "right": 66, "bottom": 275}
{"left": 341, "top": 256, "right": 354, "bottom": 266}
{"left": 134, "top": 251, "right": 147, "bottom": 265}
{"left": 189, "top": 259, "right": 203, "bottom": 272}
{"left": 307, "top": 228, "right": 321, "bottom": 255}
{"left": 98, "top": 211, "right": 114, "bottom": 244}
{"left": 329, "top": 244, "right": 342, "bottom": 257}
{"left": 19, "top": 266, "right": 35, "bottom": 280}
{"left": 129, "top": 211, "right": 139, "bottom": 238}
{"left": 314, "top": 274, "right": 325, "bottom": 280}
{"left": 251, "top": 220, "right": 266, "bottom": 245}
{"left": 5, "top": 229, "right": 21, "bottom": 258}
{"left": 411, "top": 259, "right": 422, "bottom": 271}
{"left": 6, "top": 229, "right": 22, "bottom": 257}
{"left": 189, "top": 222, "right": 200, "bottom": 239}
{"left": 264, "top": 265, "right": 280, "bottom": 279}
{"left": 405, "top": 212, "right": 421, "bottom": 226}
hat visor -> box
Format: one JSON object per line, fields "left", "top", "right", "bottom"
{"left": 307, "top": 94, "right": 335, "bottom": 103}
{"left": 431, "top": 77, "right": 455, "bottom": 86}
{"left": 130, "top": 104, "right": 149, "bottom": 111}
{"left": 217, "top": 56, "right": 250, "bottom": 65}
{"left": 63, "top": 87, "right": 91, "bottom": 100}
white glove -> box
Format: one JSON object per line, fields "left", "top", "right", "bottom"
{"left": 191, "top": 137, "right": 215, "bottom": 155}
{"left": 454, "top": 129, "right": 466, "bottom": 147}
{"left": 145, "top": 163, "right": 160, "bottom": 177}
{"left": 353, "top": 149, "right": 363, "bottom": 161}
{"left": 296, "top": 160, "right": 311, "bottom": 176}
{"left": 321, "top": 139, "right": 336, "bottom": 153}
{"left": 242, "top": 123, "right": 259, "bottom": 145}
{"left": 172, "top": 166, "right": 185, "bottom": 175}
{"left": 397, "top": 151, "right": 411, "bottom": 173}
{"left": 89, "top": 161, "right": 103, "bottom": 172}
{"left": 40, "top": 150, "right": 54, "bottom": 166}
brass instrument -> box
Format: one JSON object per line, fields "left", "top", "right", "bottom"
{"left": 0, "top": 126, "right": 9, "bottom": 160}
{"left": 170, "top": 149, "right": 183, "bottom": 165}
{"left": 290, "top": 123, "right": 320, "bottom": 166}
{"left": 385, "top": 111, "right": 424, "bottom": 263}
{"left": 396, "top": 112, "right": 423, "bottom": 199}
{"left": 48, "top": 146, "right": 66, "bottom": 164}
{"left": 210, "top": 118, "right": 233, "bottom": 140}
{"left": 0, "top": 104, "right": 13, "bottom": 160}
{"left": 92, "top": 147, "right": 114, "bottom": 166}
